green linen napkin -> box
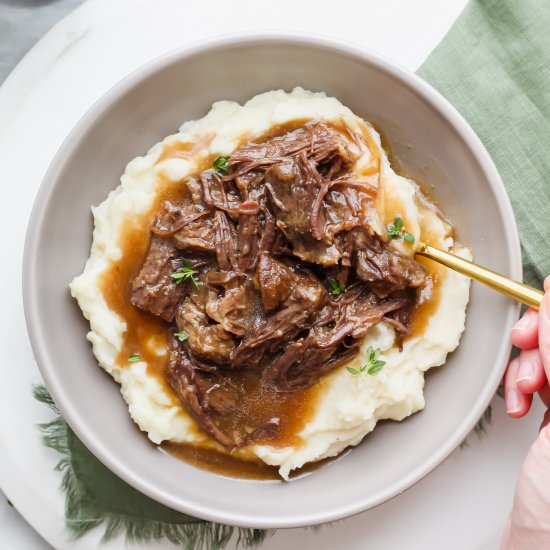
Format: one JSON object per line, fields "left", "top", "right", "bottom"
{"left": 33, "top": 386, "right": 271, "bottom": 549}
{"left": 33, "top": 0, "right": 550, "bottom": 547}
{"left": 418, "top": 0, "right": 550, "bottom": 288}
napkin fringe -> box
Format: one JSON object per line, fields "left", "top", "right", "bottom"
{"left": 31, "top": 382, "right": 493, "bottom": 547}
{"left": 32, "top": 384, "right": 271, "bottom": 550}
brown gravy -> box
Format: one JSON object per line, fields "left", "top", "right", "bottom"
{"left": 99, "top": 125, "right": 329, "bottom": 471}
{"left": 409, "top": 261, "right": 444, "bottom": 339}
{"left": 100, "top": 180, "right": 324, "bottom": 447}
{"left": 99, "top": 118, "right": 451, "bottom": 480}
{"left": 162, "top": 441, "right": 338, "bottom": 481}
{"left": 372, "top": 121, "right": 451, "bottom": 339}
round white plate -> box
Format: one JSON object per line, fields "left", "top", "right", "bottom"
{"left": 0, "top": 0, "right": 540, "bottom": 548}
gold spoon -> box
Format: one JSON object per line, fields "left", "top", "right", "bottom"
{"left": 415, "top": 242, "right": 544, "bottom": 310}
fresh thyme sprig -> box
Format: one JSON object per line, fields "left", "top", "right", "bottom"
{"left": 175, "top": 331, "right": 189, "bottom": 342}
{"left": 327, "top": 278, "right": 346, "bottom": 297}
{"left": 171, "top": 259, "right": 200, "bottom": 289}
{"left": 387, "top": 216, "right": 415, "bottom": 244}
{"left": 213, "top": 155, "right": 230, "bottom": 175}
{"left": 347, "top": 346, "right": 386, "bottom": 377}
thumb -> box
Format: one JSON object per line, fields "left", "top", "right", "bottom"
{"left": 539, "top": 277, "right": 550, "bottom": 381}
{"left": 501, "top": 426, "right": 550, "bottom": 549}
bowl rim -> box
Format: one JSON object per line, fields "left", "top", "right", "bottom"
{"left": 23, "top": 31, "right": 522, "bottom": 528}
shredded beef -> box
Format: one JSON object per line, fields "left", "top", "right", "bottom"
{"left": 175, "top": 291, "right": 236, "bottom": 364}
{"left": 353, "top": 230, "right": 426, "bottom": 297}
{"left": 131, "top": 119, "right": 428, "bottom": 448}
{"left": 130, "top": 236, "right": 189, "bottom": 322}
{"left": 166, "top": 347, "right": 242, "bottom": 448}
{"left": 264, "top": 157, "right": 342, "bottom": 265}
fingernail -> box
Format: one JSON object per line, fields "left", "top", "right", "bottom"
{"left": 506, "top": 390, "right": 521, "bottom": 414}
{"left": 513, "top": 314, "right": 531, "bottom": 333}
{"left": 517, "top": 358, "right": 536, "bottom": 384}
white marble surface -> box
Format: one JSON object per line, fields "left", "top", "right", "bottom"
{"left": 0, "top": 0, "right": 542, "bottom": 548}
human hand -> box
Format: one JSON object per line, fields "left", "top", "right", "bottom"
{"left": 501, "top": 277, "right": 550, "bottom": 549}
{"left": 504, "top": 277, "right": 550, "bottom": 425}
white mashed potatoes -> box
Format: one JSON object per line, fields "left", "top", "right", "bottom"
{"left": 70, "top": 88, "right": 471, "bottom": 479}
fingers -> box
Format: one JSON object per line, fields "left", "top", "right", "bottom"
{"left": 505, "top": 357, "right": 533, "bottom": 417}
{"left": 539, "top": 283, "right": 550, "bottom": 380}
{"left": 517, "top": 348, "right": 546, "bottom": 393}
{"left": 506, "top": 277, "right": 550, "bottom": 427}
{"left": 511, "top": 308, "right": 539, "bottom": 350}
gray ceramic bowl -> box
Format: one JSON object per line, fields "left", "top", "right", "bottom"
{"left": 23, "top": 33, "right": 521, "bottom": 528}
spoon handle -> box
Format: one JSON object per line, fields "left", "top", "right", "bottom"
{"left": 415, "top": 242, "right": 544, "bottom": 310}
